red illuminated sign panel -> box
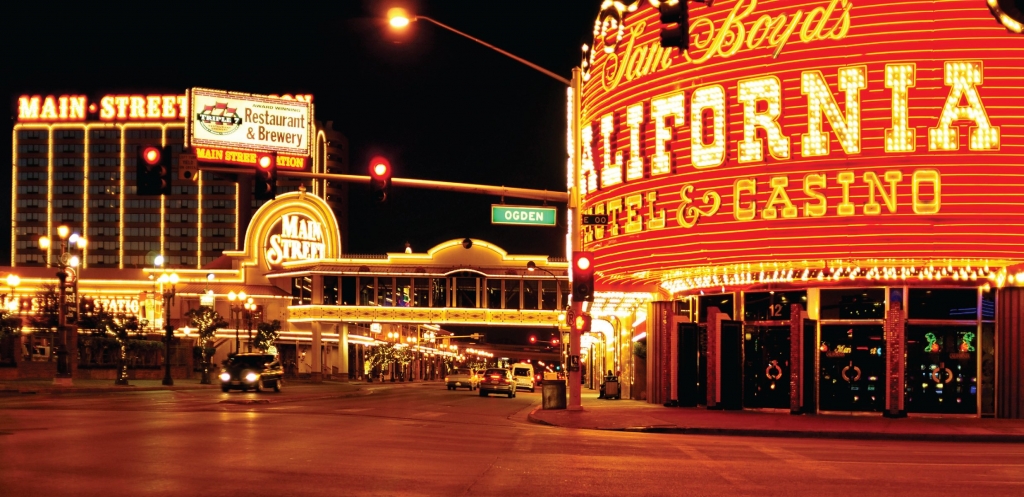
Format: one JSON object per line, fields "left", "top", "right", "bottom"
{"left": 578, "top": 0, "right": 1024, "bottom": 291}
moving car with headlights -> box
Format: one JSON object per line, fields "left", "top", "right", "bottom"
{"left": 219, "top": 353, "right": 284, "bottom": 393}
{"left": 479, "top": 368, "right": 517, "bottom": 398}
{"left": 445, "top": 367, "right": 479, "bottom": 390}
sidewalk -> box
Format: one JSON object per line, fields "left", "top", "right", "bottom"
{"left": 528, "top": 390, "right": 1024, "bottom": 443}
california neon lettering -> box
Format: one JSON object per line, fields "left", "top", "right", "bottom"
{"left": 582, "top": 60, "right": 999, "bottom": 239}
{"left": 265, "top": 214, "right": 326, "bottom": 266}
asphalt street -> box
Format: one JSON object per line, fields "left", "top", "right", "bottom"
{"left": 2, "top": 383, "right": 1024, "bottom": 496}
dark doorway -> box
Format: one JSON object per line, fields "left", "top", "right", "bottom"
{"left": 719, "top": 320, "right": 743, "bottom": 410}
{"left": 743, "top": 325, "right": 790, "bottom": 408}
{"left": 818, "top": 324, "right": 885, "bottom": 412}
{"left": 677, "top": 322, "right": 699, "bottom": 406}
{"left": 905, "top": 325, "right": 978, "bottom": 414}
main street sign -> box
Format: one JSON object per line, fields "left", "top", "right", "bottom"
{"left": 491, "top": 205, "right": 558, "bottom": 227}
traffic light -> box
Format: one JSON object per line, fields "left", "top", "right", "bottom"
{"left": 369, "top": 156, "right": 392, "bottom": 202}
{"left": 136, "top": 144, "right": 171, "bottom": 195}
{"left": 254, "top": 152, "right": 277, "bottom": 200}
{"left": 529, "top": 335, "right": 537, "bottom": 344}
{"left": 572, "top": 251, "right": 595, "bottom": 302}
{"left": 659, "top": 0, "right": 689, "bottom": 50}
{"left": 572, "top": 313, "right": 592, "bottom": 333}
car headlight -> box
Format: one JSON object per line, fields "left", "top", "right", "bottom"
{"left": 245, "top": 372, "right": 259, "bottom": 383}
{"left": 219, "top": 372, "right": 231, "bottom": 382}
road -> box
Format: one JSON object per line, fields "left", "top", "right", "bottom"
{"left": 2, "top": 382, "right": 1024, "bottom": 496}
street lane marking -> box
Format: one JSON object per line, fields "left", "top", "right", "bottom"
{"left": 671, "top": 441, "right": 757, "bottom": 491}
{"left": 754, "top": 444, "right": 858, "bottom": 480}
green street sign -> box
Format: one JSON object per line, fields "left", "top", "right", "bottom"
{"left": 491, "top": 205, "right": 558, "bottom": 227}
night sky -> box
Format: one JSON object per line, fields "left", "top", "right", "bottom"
{"left": 2, "top": 0, "right": 600, "bottom": 261}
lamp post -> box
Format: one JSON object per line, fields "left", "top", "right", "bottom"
{"left": 389, "top": 9, "right": 584, "bottom": 409}
{"left": 243, "top": 298, "right": 255, "bottom": 352}
{"left": 39, "top": 226, "right": 86, "bottom": 385}
{"left": 227, "top": 291, "right": 247, "bottom": 354}
{"left": 158, "top": 271, "right": 179, "bottom": 386}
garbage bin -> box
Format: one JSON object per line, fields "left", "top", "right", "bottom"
{"left": 542, "top": 379, "right": 567, "bottom": 410}
{"left": 603, "top": 377, "right": 620, "bottom": 399}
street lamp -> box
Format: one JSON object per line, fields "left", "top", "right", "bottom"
{"left": 243, "top": 298, "right": 255, "bottom": 352}
{"left": 5, "top": 274, "right": 20, "bottom": 313}
{"left": 39, "top": 226, "right": 86, "bottom": 385}
{"left": 227, "top": 291, "right": 247, "bottom": 354}
{"left": 388, "top": 9, "right": 585, "bottom": 409}
{"left": 158, "top": 271, "right": 179, "bottom": 386}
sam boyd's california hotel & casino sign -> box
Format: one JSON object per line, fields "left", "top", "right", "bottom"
{"left": 576, "top": 0, "right": 1024, "bottom": 292}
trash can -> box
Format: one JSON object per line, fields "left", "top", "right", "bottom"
{"left": 542, "top": 379, "right": 567, "bottom": 410}
{"left": 603, "top": 376, "right": 620, "bottom": 400}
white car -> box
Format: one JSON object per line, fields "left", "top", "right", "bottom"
{"left": 510, "top": 364, "right": 535, "bottom": 392}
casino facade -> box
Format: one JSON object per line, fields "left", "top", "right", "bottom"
{"left": 577, "top": 0, "right": 1024, "bottom": 417}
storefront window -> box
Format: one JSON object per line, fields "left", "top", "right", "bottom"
{"left": 982, "top": 287, "right": 995, "bottom": 320}
{"left": 905, "top": 324, "right": 978, "bottom": 414}
{"left": 431, "top": 278, "right": 447, "bottom": 307}
{"left": 698, "top": 294, "right": 734, "bottom": 323}
{"left": 744, "top": 291, "right": 806, "bottom": 321}
{"left": 412, "top": 278, "right": 429, "bottom": 307}
{"left": 486, "top": 279, "right": 502, "bottom": 309}
{"left": 908, "top": 289, "right": 977, "bottom": 320}
{"left": 395, "top": 278, "right": 410, "bottom": 307}
{"left": 541, "top": 280, "right": 559, "bottom": 310}
{"left": 522, "top": 280, "right": 539, "bottom": 310}
{"left": 358, "top": 277, "right": 374, "bottom": 306}
{"left": 505, "top": 279, "right": 521, "bottom": 309}
{"left": 453, "top": 272, "right": 479, "bottom": 308}
{"left": 377, "top": 277, "right": 393, "bottom": 306}
{"left": 341, "top": 276, "right": 356, "bottom": 305}
{"left": 291, "top": 276, "right": 311, "bottom": 305}
{"left": 322, "top": 276, "right": 339, "bottom": 305}
{"left": 820, "top": 289, "right": 885, "bottom": 320}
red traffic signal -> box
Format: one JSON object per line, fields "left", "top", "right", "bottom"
{"left": 368, "top": 156, "right": 392, "bottom": 202}
{"left": 141, "top": 146, "right": 161, "bottom": 166}
{"left": 529, "top": 336, "right": 536, "bottom": 344}
{"left": 254, "top": 152, "right": 277, "bottom": 200}
{"left": 572, "top": 251, "right": 595, "bottom": 302}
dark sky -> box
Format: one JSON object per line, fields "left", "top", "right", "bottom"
{"left": 3, "top": 0, "right": 599, "bottom": 260}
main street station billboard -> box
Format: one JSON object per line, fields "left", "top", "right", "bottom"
{"left": 577, "top": 0, "right": 1024, "bottom": 292}
{"left": 187, "top": 88, "right": 312, "bottom": 170}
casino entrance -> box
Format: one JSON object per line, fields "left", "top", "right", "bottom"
{"left": 743, "top": 325, "right": 790, "bottom": 409}
{"left": 818, "top": 324, "right": 885, "bottom": 412}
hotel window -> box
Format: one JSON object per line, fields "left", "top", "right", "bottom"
{"left": 55, "top": 143, "right": 83, "bottom": 153}
{"left": 19, "top": 144, "right": 45, "bottom": 153}
{"left": 18, "top": 130, "right": 45, "bottom": 140}
{"left": 412, "top": 278, "right": 429, "bottom": 307}
{"left": 126, "top": 129, "right": 161, "bottom": 139}
{"left": 431, "top": 278, "right": 448, "bottom": 307}
{"left": 522, "top": 280, "right": 539, "bottom": 310}
{"left": 59, "top": 130, "right": 82, "bottom": 139}
{"left": 89, "top": 157, "right": 119, "bottom": 168}
{"left": 90, "top": 129, "right": 121, "bottom": 140}
{"left": 377, "top": 277, "right": 394, "bottom": 306}
{"left": 541, "top": 280, "right": 560, "bottom": 310}
{"left": 358, "top": 277, "right": 374, "bottom": 306}
{"left": 18, "top": 158, "right": 45, "bottom": 167}
{"left": 395, "top": 278, "right": 410, "bottom": 307}
{"left": 55, "top": 157, "right": 84, "bottom": 167}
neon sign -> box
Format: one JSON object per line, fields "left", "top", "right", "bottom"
{"left": 264, "top": 213, "right": 326, "bottom": 267}
{"left": 16, "top": 93, "right": 312, "bottom": 122}
{"left": 577, "top": 0, "right": 1024, "bottom": 292}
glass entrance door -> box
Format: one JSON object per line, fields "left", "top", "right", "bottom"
{"left": 743, "top": 325, "right": 790, "bottom": 408}
{"left": 905, "top": 325, "right": 978, "bottom": 414}
{"left": 819, "top": 325, "right": 885, "bottom": 412}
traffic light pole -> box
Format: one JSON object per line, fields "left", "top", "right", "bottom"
{"left": 195, "top": 167, "right": 570, "bottom": 203}
{"left": 568, "top": 68, "right": 584, "bottom": 411}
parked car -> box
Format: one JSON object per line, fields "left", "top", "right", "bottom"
{"left": 510, "top": 363, "right": 535, "bottom": 392}
{"left": 445, "top": 368, "right": 479, "bottom": 390}
{"left": 219, "top": 353, "right": 284, "bottom": 393}
{"left": 479, "top": 368, "right": 517, "bottom": 398}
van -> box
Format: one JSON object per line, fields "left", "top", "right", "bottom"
{"left": 510, "top": 363, "right": 535, "bottom": 392}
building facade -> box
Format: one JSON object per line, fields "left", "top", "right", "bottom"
{"left": 576, "top": 0, "right": 1024, "bottom": 417}
{"left": 11, "top": 92, "right": 348, "bottom": 270}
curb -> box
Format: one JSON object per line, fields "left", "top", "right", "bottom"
{"left": 525, "top": 407, "right": 1024, "bottom": 443}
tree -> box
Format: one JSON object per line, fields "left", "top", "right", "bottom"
{"left": 254, "top": 320, "right": 281, "bottom": 353}
{"left": 86, "top": 309, "right": 133, "bottom": 385}
{"left": 0, "top": 309, "right": 22, "bottom": 363}
{"left": 185, "top": 306, "right": 228, "bottom": 384}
